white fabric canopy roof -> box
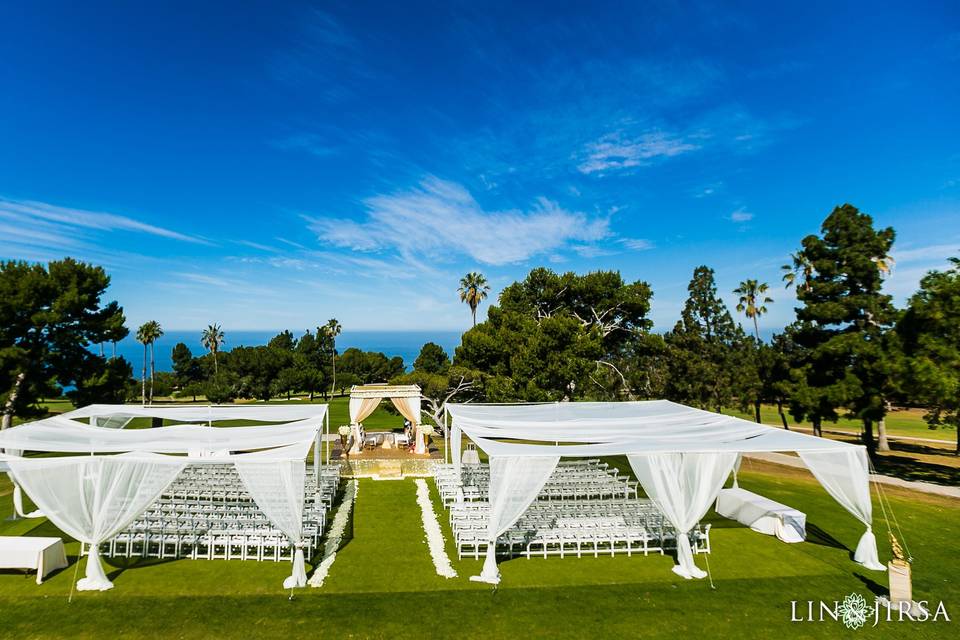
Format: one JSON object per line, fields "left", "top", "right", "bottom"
{"left": 0, "top": 404, "right": 326, "bottom": 591}
{"left": 448, "top": 401, "right": 884, "bottom": 584}
{"left": 0, "top": 415, "right": 324, "bottom": 455}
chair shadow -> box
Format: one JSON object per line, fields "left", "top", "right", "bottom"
{"left": 105, "top": 555, "right": 182, "bottom": 581}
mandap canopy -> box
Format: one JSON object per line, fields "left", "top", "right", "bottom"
{"left": 0, "top": 404, "right": 328, "bottom": 592}
{"left": 446, "top": 400, "right": 885, "bottom": 585}
{"left": 348, "top": 384, "right": 424, "bottom": 453}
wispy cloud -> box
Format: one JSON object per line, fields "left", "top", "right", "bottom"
{"left": 728, "top": 208, "right": 754, "bottom": 223}
{"left": 306, "top": 176, "right": 610, "bottom": 265}
{"left": 618, "top": 238, "right": 655, "bottom": 251}
{"left": 270, "top": 133, "right": 337, "bottom": 157}
{"left": 0, "top": 197, "right": 210, "bottom": 245}
{"left": 577, "top": 130, "right": 699, "bottom": 175}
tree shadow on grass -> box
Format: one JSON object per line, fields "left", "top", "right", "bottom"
{"left": 870, "top": 447, "right": 959, "bottom": 486}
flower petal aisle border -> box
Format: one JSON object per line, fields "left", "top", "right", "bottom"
{"left": 308, "top": 479, "right": 358, "bottom": 588}
{"left": 415, "top": 478, "right": 457, "bottom": 578}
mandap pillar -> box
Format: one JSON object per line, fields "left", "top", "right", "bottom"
{"left": 414, "top": 423, "right": 426, "bottom": 455}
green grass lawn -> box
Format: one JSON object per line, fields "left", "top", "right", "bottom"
{"left": 725, "top": 404, "right": 957, "bottom": 444}
{"left": 0, "top": 460, "right": 956, "bottom": 638}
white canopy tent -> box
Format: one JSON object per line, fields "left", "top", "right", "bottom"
{"left": 0, "top": 404, "right": 328, "bottom": 591}
{"left": 446, "top": 400, "right": 884, "bottom": 585}
{"left": 347, "top": 384, "right": 424, "bottom": 454}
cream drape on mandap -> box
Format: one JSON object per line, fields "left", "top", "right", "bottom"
{"left": 627, "top": 452, "right": 738, "bottom": 579}
{"left": 7, "top": 454, "right": 187, "bottom": 591}
{"left": 799, "top": 449, "right": 884, "bottom": 570}
{"left": 472, "top": 455, "right": 560, "bottom": 584}
{"left": 348, "top": 397, "right": 381, "bottom": 454}
{"left": 235, "top": 457, "right": 308, "bottom": 588}
{"left": 390, "top": 396, "right": 424, "bottom": 453}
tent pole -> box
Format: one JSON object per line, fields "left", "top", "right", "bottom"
{"left": 313, "top": 429, "right": 320, "bottom": 484}
{"left": 324, "top": 408, "right": 330, "bottom": 464}
{"left": 443, "top": 405, "right": 449, "bottom": 464}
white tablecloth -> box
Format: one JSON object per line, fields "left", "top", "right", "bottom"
{"left": 715, "top": 488, "right": 806, "bottom": 543}
{"left": 0, "top": 536, "right": 68, "bottom": 584}
{"left": 462, "top": 449, "right": 480, "bottom": 465}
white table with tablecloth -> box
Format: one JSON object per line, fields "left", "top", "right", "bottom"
{"left": 0, "top": 536, "right": 68, "bottom": 584}
{"left": 715, "top": 487, "right": 806, "bottom": 543}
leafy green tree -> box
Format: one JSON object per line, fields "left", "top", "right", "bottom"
{"left": 664, "top": 266, "right": 750, "bottom": 412}
{"left": 898, "top": 257, "right": 960, "bottom": 454}
{"left": 413, "top": 342, "right": 450, "bottom": 374}
{"left": 171, "top": 342, "right": 200, "bottom": 388}
{"left": 203, "top": 370, "right": 238, "bottom": 404}
{"left": 226, "top": 346, "right": 293, "bottom": 401}
{"left": 785, "top": 204, "right": 896, "bottom": 452}
{"left": 455, "top": 268, "right": 652, "bottom": 401}
{"left": 295, "top": 330, "right": 328, "bottom": 399}
{"left": 268, "top": 330, "right": 297, "bottom": 352}
{"left": 201, "top": 323, "right": 225, "bottom": 374}
{"left": 68, "top": 356, "right": 136, "bottom": 407}
{"left": 338, "top": 348, "right": 405, "bottom": 384}
{"left": 0, "top": 259, "right": 128, "bottom": 427}
{"left": 458, "top": 272, "right": 490, "bottom": 327}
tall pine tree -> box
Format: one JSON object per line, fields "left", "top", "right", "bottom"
{"left": 785, "top": 204, "right": 896, "bottom": 452}
{"left": 664, "top": 266, "right": 752, "bottom": 412}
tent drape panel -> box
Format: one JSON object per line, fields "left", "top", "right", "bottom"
{"left": 235, "top": 459, "right": 308, "bottom": 588}
{"left": 798, "top": 448, "right": 884, "bottom": 570}
{"left": 474, "top": 455, "right": 560, "bottom": 584}
{"left": 628, "top": 452, "right": 738, "bottom": 579}
{"left": 390, "top": 396, "right": 425, "bottom": 453}
{"left": 348, "top": 397, "right": 381, "bottom": 454}
{"left": 10, "top": 476, "right": 43, "bottom": 518}
{"left": 452, "top": 424, "right": 462, "bottom": 477}
{"left": 389, "top": 396, "right": 421, "bottom": 425}
{"left": 349, "top": 397, "right": 382, "bottom": 424}
{"left": 8, "top": 455, "right": 186, "bottom": 591}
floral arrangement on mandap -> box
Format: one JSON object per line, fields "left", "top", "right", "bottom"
{"left": 337, "top": 425, "right": 352, "bottom": 436}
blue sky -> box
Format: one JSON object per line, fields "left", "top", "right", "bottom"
{"left": 1, "top": 1, "right": 958, "bottom": 335}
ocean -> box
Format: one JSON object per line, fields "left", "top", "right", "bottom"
{"left": 101, "top": 330, "right": 464, "bottom": 373}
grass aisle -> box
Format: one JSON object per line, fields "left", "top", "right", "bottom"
{"left": 322, "top": 479, "right": 454, "bottom": 594}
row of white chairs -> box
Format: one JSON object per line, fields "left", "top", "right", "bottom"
{"left": 102, "top": 463, "right": 340, "bottom": 563}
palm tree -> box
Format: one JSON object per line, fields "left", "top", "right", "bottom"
{"left": 146, "top": 321, "right": 163, "bottom": 404}
{"left": 458, "top": 272, "right": 490, "bottom": 327}
{"left": 781, "top": 252, "right": 814, "bottom": 291}
{"left": 201, "top": 323, "right": 226, "bottom": 374}
{"left": 324, "top": 318, "right": 342, "bottom": 396}
{"left": 734, "top": 280, "right": 773, "bottom": 342}
{"left": 136, "top": 321, "right": 163, "bottom": 405}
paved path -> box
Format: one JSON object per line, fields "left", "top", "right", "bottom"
{"left": 744, "top": 452, "right": 960, "bottom": 499}
{"left": 787, "top": 425, "right": 954, "bottom": 447}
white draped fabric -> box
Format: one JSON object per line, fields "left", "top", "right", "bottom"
{"left": 473, "top": 456, "right": 560, "bottom": 584}
{"left": 7, "top": 454, "right": 187, "bottom": 591}
{"left": 62, "top": 404, "right": 326, "bottom": 423}
{"left": 235, "top": 458, "right": 308, "bottom": 588}
{"left": 0, "top": 415, "right": 324, "bottom": 454}
{"left": 798, "top": 449, "right": 884, "bottom": 570}
{"left": 628, "top": 453, "right": 738, "bottom": 579}
{"left": 348, "top": 397, "right": 381, "bottom": 454}
{"left": 390, "top": 396, "right": 424, "bottom": 453}
{"left": 11, "top": 479, "right": 44, "bottom": 518}
{"left": 448, "top": 401, "right": 883, "bottom": 581}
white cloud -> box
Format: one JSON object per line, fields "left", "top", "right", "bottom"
{"left": 619, "top": 238, "right": 655, "bottom": 251}
{"left": 729, "top": 208, "right": 754, "bottom": 222}
{"left": 306, "top": 176, "right": 610, "bottom": 265}
{"left": 578, "top": 130, "right": 699, "bottom": 174}
{"left": 0, "top": 197, "right": 209, "bottom": 245}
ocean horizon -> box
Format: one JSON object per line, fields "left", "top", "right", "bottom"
{"left": 100, "top": 330, "right": 464, "bottom": 373}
